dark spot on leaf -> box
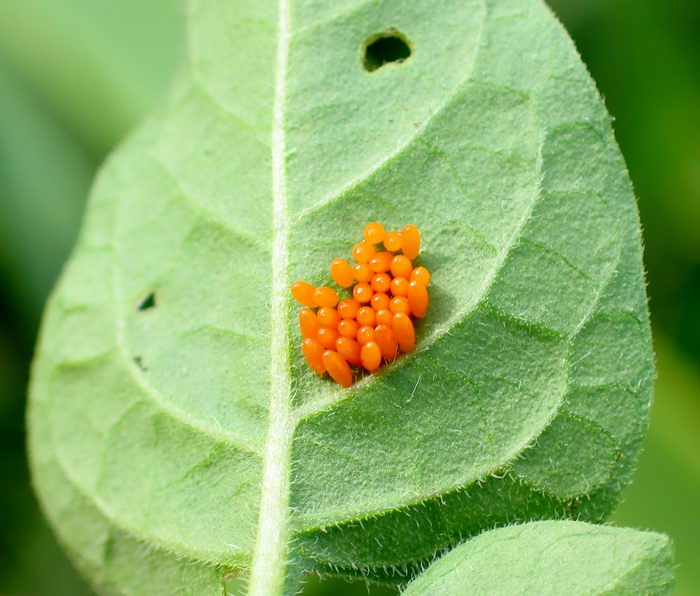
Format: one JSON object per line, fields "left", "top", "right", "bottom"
{"left": 136, "top": 291, "right": 158, "bottom": 312}
{"left": 363, "top": 30, "right": 412, "bottom": 72}
{"left": 133, "top": 356, "right": 147, "bottom": 371}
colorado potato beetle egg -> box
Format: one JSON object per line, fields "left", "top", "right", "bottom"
{"left": 291, "top": 222, "right": 430, "bottom": 386}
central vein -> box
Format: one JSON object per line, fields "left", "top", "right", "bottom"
{"left": 247, "top": 0, "right": 293, "bottom": 594}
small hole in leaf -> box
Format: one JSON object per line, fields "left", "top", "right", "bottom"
{"left": 363, "top": 30, "right": 412, "bottom": 72}
{"left": 136, "top": 291, "right": 158, "bottom": 312}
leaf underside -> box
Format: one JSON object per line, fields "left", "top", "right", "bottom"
{"left": 28, "top": 0, "right": 654, "bottom": 593}
{"left": 403, "top": 521, "right": 675, "bottom": 596}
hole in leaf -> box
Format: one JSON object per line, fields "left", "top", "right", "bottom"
{"left": 136, "top": 291, "right": 158, "bottom": 312}
{"left": 362, "top": 30, "right": 412, "bottom": 72}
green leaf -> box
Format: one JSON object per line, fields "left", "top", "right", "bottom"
{"left": 28, "top": 0, "right": 654, "bottom": 593}
{"left": 402, "top": 521, "right": 675, "bottom": 596}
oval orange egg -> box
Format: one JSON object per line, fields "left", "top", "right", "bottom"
{"left": 317, "top": 306, "right": 340, "bottom": 328}
{"left": 363, "top": 222, "right": 385, "bottom": 244}
{"left": 302, "top": 338, "right": 325, "bottom": 375}
{"left": 407, "top": 280, "right": 429, "bottom": 318}
{"left": 356, "top": 307, "right": 376, "bottom": 327}
{"left": 390, "top": 295, "right": 410, "bottom": 315}
{"left": 393, "top": 312, "right": 416, "bottom": 352}
{"left": 317, "top": 326, "right": 339, "bottom": 349}
{"left": 361, "top": 342, "right": 382, "bottom": 372}
{"left": 353, "top": 282, "right": 373, "bottom": 303}
{"left": 291, "top": 281, "right": 316, "bottom": 307}
{"left": 314, "top": 286, "right": 338, "bottom": 308}
{"left": 370, "top": 292, "right": 390, "bottom": 311}
{"left": 352, "top": 262, "right": 372, "bottom": 283}
{"left": 322, "top": 350, "right": 353, "bottom": 387}
{"left": 371, "top": 273, "right": 391, "bottom": 293}
{"left": 383, "top": 231, "right": 403, "bottom": 252}
{"left": 374, "top": 325, "right": 399, "bottom": 361}
{"left": 337, "top": 298, "right": 360, "bottom": 319}
{"left": 299, "top": 307, "right": 320, "bottom": 339}
{"left": 335, "top": 337, "right": 362, "bottom": 367}
{"left": 356, "top": 326, "right": 376, "bottom": 345}
{"left": 401, "top": 225, "right": 420, "bottom": 259}
{"left": 330, "top": 258, "right": 354, "bottom": 287}
{"left": 369, "top": 251, "right": 393, "bottom": 273}
{"left": 375, "top": 309, "right": 394, "bottom": 327}
{"left": 352, "top": 240, "right": 376, "bottom": 263}
{"left": 390, "top": 255, "right": 412, "bottom": 279}
{"left": 390, "top": 277, "right": 409, "bottom": 297}
{"left": 410, "top": 266, "right": 431, "bottom": 287}
{"left": 338, "top": 319, "right": 359, "bottom": 339}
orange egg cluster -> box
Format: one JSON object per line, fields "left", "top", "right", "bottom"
{"left": 290, "top": 223, "right": 430, "bottom": 387}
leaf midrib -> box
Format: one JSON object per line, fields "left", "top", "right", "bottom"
{"left": 246, "top": 0, "right": 294, "bottom": 594}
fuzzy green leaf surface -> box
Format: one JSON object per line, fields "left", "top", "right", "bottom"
{"left": 28, "top": 0, "right": 653, "bottom": 593}
{"left": 403, "top": 521, "right": 675, "bottom": 596}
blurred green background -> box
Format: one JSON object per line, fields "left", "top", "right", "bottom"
{"left": 0, "top": 0, "right": 698, "bottom": 594}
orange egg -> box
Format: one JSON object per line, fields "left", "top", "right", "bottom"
{"left": 322, "top": 350, "right": 353, "bottom": 387}
{"left": 314, "top": 286, "right": 338, "bottom": 308}
{"left": 357, "top": 325, "right": 376, "bottom": 345}
{"left": 383, "top": 231, "right": 403, "bottom": 252}
{"left": 371, "top": 273, "right": 391, "bottom": 293}
{"left": 353, "top": 283, "right": 373, "bottom": 303}
{"left": 299, "top": 308, "right": 320, "bottom": 339}
{"left": 407, "top": 281, "right": 429, "bottom": 318}
{"left": 390, "top": 255, "right": 412, "bottom": 279}
{"left": 363, "top": 222, "right": 386, "bottom": 244}
{"left": 352, "top": 262, "right": 373, "bottom": 283}
{"left": 390, "top": 295, "right": 410, "bottom": 315}
{"left": 291, "top": 281, "right": 316, "bottom": 307}
{"left": 338, "top": 318, "right": 359, "bottom": 339}
{"left": 317, "top": 306, "right": 340, "bottom": 328}
{"left": 337, "top": 298, "right": 361, "bottom": 319}
{"left": 392, "top": 312, "right": 416, "bottom": 352}
{"left": 330, "top": 258, "right": 354, "bottom": 287}
{"left": 356, "top": 307, "right": 376, "bottom": 327}
{"left": 374, "top": 325, "right": 399, "bottom": 361}
{"left": 352, "top": 240, "right": 376, "bottom": 263}
{"left": 370, "top": 292, "right": 390, "bottom": 311}
{"left": 410, "top": 266, "right": 431, "bottom": 287}
{"left": 361, "top": 341, "right": 382, "bottom": 372}
{"left": 401, "top": 225, "right": 420, "bottom": 259}
{"left": 302, "top": 338, "right": 325, "bottom": 375}
{"left": 317, "top": 326, "right": 339, "bottom": 349}
{"left": 375, "top": 309, "right": 394, "bottom": 327}
{"left": 369, "top": 251, "right": 393, "bottom": 273}
{"left": 390, "top": 277, "right": 409, "bottom": 297}
{"left": 335, "top": 337, "right": 362, "bottom": 367}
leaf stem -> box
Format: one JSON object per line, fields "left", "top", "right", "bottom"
{"left": 247, "top": 0, "right": 293, "bottom": 594}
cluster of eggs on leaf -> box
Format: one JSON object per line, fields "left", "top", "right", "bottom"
{"left": 291, "top": 223, "right": 430, "bottom": 387}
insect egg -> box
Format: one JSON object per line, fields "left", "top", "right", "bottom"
{"left": 317, "top": 326, "right": 339, "bottom": 349}
{"left": 407, "top": 281, "right": 429, "bottom": 318}
{"left": 322, "top": 350, "right": 353, "bottom": 387}
{"left": 337, "top": 297, "right": 361, "bottom": 319}
{"left": 383, "top": 231, "right": 403, "bottom": 252}
{"left": 356, "top": 306, "right": 376, "bottom": 327}
{"left": 302, "top": 338, "right": 326, "bottom": 375}
{"left": 353, "top": 282, "right": 373, "bottom": 303}
{"left": 317, "top": 306, "right": 340, "bottom": 328}
{"left": 291, "top": 281, "right": 316, "bottom": 307}
{"left": 364, "top": 222, "right": 386, "bottom": 244}
{"left": 360, "top": 342, "right": 382, "bottom": 372}
{"left": 314, "top": 286, "right": 339, "bottom": 308}
{"left": 401, "top": 225, "right": 420, "bottom": 259}
{"left": 299, "top": 308, "right": 320, "bottom": 338}
{"left": 330, "top": 258, "right": 354, "bottom": 287}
